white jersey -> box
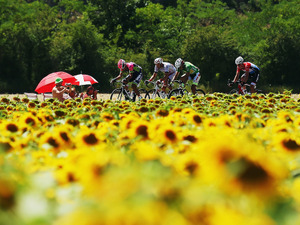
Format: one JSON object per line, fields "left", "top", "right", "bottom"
{"left": 154, "top": 62, "right": 176, "bottom": 75}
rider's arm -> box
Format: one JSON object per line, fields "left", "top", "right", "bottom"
{"left": 114, "top": 71, "right": 123, "bottom": 80}
{"left": 233, "top": 69, "right": 240, "bottom": 82}
{"left": 149, "top": 72, "right": 157, "bottom": 82}
{"left": 52, "top": 86, "right": 68, "bottom": 94}
{"left": 127, "top": 71, "right": 133, "bottom": 80}
{"left": 171, "top": 71, "right": 180, "bottom": 82}
{"left": 183, "top": 72, "right": 190, "bottom": 78}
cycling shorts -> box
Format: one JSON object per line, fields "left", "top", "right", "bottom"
{"left": 161, "top": 72, "right": 176, "bottom": 87}
{"left": 241, "top": 70, "right": 259, "bottom": 86}
{"left": 189, "top": 72, "right": 201, "bottom": 85}
{"left": 126, "top": 70, "right": 143, "bottom": 85}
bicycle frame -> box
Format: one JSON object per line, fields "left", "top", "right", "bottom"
{"left": 167, "top": 80, "right": 205, "bottom": 98}
{"left": 110, "top": 81, "right": 136, "bottom": 101}
{"left": 227, "top": 79, "right": 262, "bottom": 95}
{"left": 145, "top": 81, "right": 167, "bottom": 99}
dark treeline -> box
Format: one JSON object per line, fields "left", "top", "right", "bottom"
{"left": 0, "top": 0, "right": 299, "bottom": 93}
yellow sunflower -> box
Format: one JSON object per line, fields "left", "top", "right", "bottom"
{"left": 75, "top": 127, "right": 104, "bottom": 149}
{"left": 194, "top": 130, "right": 288, "bottom": 197}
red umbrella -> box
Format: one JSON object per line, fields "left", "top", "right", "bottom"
{"left": 35, "top": 71, "right": 77, "bottom": 93}
{"left": 74, "top": 74, "right": 98, "bottom": 86}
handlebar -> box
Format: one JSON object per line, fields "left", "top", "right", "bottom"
{"left": 170, "top": 80, "right": 184, "bottom": 88}
{"left": 145, "top": 80, "right": 163, "bottom": 88}
{"left": 172, "top": 80, "right": 183, "bottom": 84}
{"left": 110, "top": 80, "right": 123, "bottom": 88}
{"left": 227, "top": 79, "right": 234, "bottom": 87}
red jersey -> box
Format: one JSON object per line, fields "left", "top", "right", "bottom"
{"left": 237, "top": 62, "right": 260, "bottom": 74}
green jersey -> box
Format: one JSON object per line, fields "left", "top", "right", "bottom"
{"left": 178, "top": 62, "right": 200, "bottom": 75}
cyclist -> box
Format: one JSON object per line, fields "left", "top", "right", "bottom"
{"left": 172, "top": 58, "right": 201, "bottom": 95}
{"left": 110, "top": 59, "right": 143, "bottom": 100}
{"left": 147, "top": 58, "right": 176, "bottom": 94}
{"left": 232, "top": 56, "right": 260, "bottom": 94}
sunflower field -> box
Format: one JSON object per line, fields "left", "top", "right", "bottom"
{"left": 0, "top": 92, "right": 300, "bottom": 225}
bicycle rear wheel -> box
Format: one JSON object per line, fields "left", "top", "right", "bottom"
{"left": 229, "top": 89, "right": 239, "bottom": 94}
{"left": 146, "top": 89, "right": 160, "bottom": 99}
{"left": 168, "top": 89, "right": 184, "bottom": 99}
{"left": 110, "top": 88, "right": 128, "bottom": 101}
{"left": 256, "top": 89, "right": 264, "bottom": 94}
{"left": 195, "top": 89, "right": 205, "bottom": 96}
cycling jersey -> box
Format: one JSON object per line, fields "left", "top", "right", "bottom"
{"left": 154, "top": 62, "right": 176, "bottom": 75}
{"left": 178, "top": 61, "right": 200, "bottom": 75}
{"left": 237, "top": 62, "right": 260, "bottom": 74}
{"left": 121, "top": 62, "right": 142, "bottom": 74}
{"left": 120, "top": 62, "right": 143, "bottom": 85}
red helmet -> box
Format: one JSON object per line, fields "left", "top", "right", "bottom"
{"left": 118, "top": 59, "right": 126, "bottom": 70}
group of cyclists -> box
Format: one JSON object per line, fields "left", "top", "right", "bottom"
{"left": 110, "top": 56, "right": 261, "bottom": 99}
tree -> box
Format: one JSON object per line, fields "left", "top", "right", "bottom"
{"left": 0, "top": 0, "right": 57, "bottom": 92}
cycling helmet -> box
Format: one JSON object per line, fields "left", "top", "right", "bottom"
{"left": 175, "top": 58, "right": 184, "bottom": 69}
{"left": 235, "top": 56, "right": 244, "bottom": 65}
{"left": 154, "top": 57, "right": 163, "bottom": 65}
{"left": 118, "top": 59, "right": 126, "bottom": 70}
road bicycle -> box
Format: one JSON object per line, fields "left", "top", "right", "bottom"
{"left": 144, "top": 80, "right": 168, "bottom": 99}
{"left": 167, "top": 80, "right": 206, "bottom": 99}
{"left": 110, "top": 81, "right": 148, "bottom": 101}
{"left": 227, "top": 79, "right": 264, "bottom": 95}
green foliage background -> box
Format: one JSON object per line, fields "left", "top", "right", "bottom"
{"left": 0, "top": 0, "right": 299, "bottom": 93}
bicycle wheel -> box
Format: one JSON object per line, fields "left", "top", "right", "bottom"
{"left": 168, "top": 89, "right": 184, "bottom": 99}
{"left": 138, "top": 88, "right": 148, "bottom": 99}
{"left": 229, "top": 89, "right": 238, "bottom": 94}
{"left": 195, "top": 89, "right": 206, "bottom": 96}
{"left": 146, "top": 89, "right": 160, "bottom": 99}
{"left": 256, "top": 89, "right": 264, "bottom": 94}
{"left": 110, "top": 88, "right": 127, "bottom": 101}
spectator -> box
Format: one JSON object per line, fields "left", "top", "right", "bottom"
{"left": 69, "top": 87, "right": 79, "bottom": 99}
{"left": 82, "top": 86, "right": 98, "bottom": 100}
{"left": 52, "top": 78, "right": 71, "bottom": 102}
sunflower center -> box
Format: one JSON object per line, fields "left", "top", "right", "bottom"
{"left": 184, "top": 135, "right": 197, "bottom": 143}
{"left": 282, "top": 139, "right": 300, "bottom": 151}
{"left": 25, "top": 117, "right": 35, "bottom": 126}
{"left": 157, "top": 109, "right": 169, "bottom": 117}
{"left": 185, "top": 161, "right": 199, "bottom": 175}
{"left": 83, "top": 133, "right": 98, "bottom": 145}
{"left": 136, "top": 125, "right": 148, "bottom": 138}
{"left": 60, "top": 132, "right": 70, "bottom": 142}
{"left": 6, "top": 124, "right": 18, "bottom": 132}
{"left": 165, "top": 130, "right": 176, "bottom": 141}
{"left": 237, "top": 159, "right": 269, "bottom": 184}
{"left": 47, "top": 137, "right": 59, "bottom": 148}
{"left": 193, "top": 115, "right": 202, "bottom": 124}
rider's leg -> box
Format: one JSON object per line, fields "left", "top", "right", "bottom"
{"left": 180, "top": 74, "right": 189, "bottom": 83}
{"left": 161, "top": 83, "right": 167, "bottom": 93}
{"left": 192, "top": 72, "right": 201, "bottom": 95}
{"left": 250, "top": 72, "right": 259, "bottom": 94}
{"left": 131, "top": 83, "right": 141, "bottom": 97}
{"left": 130, "top": 72, "right": 143, "bottom": 98}
{"left": 191, "top": 85, "right": 197, "bottom": 95}
{"left": 250, "top": 84, "right": 255, "bottom": 94}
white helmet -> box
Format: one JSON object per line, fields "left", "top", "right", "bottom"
{"left": 235, "top": 56, "right": 244, "bottom": 65}
{"left": 175, "top": 58, "right": 184, "bottom": 69}
{"left": 154, "top": 57, "right": 163, "bottom": 65}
